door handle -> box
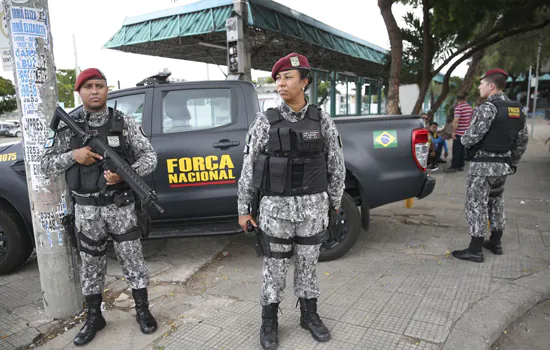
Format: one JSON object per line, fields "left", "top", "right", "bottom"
{"left": 213, "top": 140, "right": 240, "bottom": 149}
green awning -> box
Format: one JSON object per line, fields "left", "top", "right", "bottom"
{"left": 104, "top": 0, "right": 388, "bottom": 78}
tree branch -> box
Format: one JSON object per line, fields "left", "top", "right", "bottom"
{"left": 428, "top": 18, "right": 550, "bottom": 116}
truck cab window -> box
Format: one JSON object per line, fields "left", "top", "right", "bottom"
{"left": 162, "top": 89, "right": 233, "bottom": 134}
{"left": 107, "top": 94, "right": 146, "bottom": 124}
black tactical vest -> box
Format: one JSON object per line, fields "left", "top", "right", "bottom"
{"left": 66, "top": 108, "right": 134, "bottom": 193}
{"left": 477, "top": 99, "right": 526, "bottom": 155}
{"left": 252, "top": 105, "right": 328, "bottom": 196}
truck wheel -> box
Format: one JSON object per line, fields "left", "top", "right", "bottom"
{"left": 0, "top": 202, "right": 33, "bottom": 274}
{"left": 319, "top": 192, "right": 361, "bottom": 262}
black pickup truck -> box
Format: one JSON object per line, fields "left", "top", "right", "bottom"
{"left": 0, "top": 80, "right": 435, "bottom": 274}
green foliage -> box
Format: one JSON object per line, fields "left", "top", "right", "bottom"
{"left": 56, "top": 69, "right": 76, "bottom": 108}
{"left": 317, "top": 81, "right": 330, "bottom": 105}
{"left": 480, "top": 27, "right": 550, "bottom": 78}
{"left": 0, "top": 77, "right": 17, "bottom": 114}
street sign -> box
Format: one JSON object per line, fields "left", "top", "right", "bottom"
{"left": 0, "top": 3, "right": 13, "bottom": 70}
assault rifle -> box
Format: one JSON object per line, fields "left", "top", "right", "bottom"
{"left": 50, "top": 106, "right": 164, "bottom": 214}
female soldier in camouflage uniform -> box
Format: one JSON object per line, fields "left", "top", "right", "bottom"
{"left": 237, "top": 53, "right": 345, "bottom": 349}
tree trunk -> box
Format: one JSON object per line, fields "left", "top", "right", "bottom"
{"left": 412, "top": 0, "right": 432, "bottom": 115}
{"left": 457, "top": 50, "right": 484, "bottom": 97}
{"left": 378, "top": 0, "right": 402, "bottom": 115}
{"left": 456, "top": 50, "right": 485, "bottom": 96}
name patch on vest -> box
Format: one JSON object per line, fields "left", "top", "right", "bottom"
{"left": 508, "top": 107, "right": 521, "bottom": 118}
{"left": 107, "top": 136, "right": 120, "bottom": 147}
{"left": 301, "top": 131, "right": 321, "bottom": 140}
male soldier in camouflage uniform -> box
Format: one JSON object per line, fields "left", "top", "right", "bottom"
{"left": 452, "top": 68, "right": 528, "bottom": 263}
{"left": 40, "top": 68, "right": 158, "bottom": 345}
{"left": 237, "top": 53, "right": 345, "bottom": 349}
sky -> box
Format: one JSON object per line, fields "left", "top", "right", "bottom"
{"left": 0, "top": 0, "right": 468, "bottom": 89}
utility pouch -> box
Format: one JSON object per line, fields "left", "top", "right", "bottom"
{"left": 135, "top": 201, "right": 151, "bottom": 238}
{"left": 278, "top": 127, "right": 292, "bottom": 153}
{"left": 61, "top": 214, "right": 78, "bottom": 250}
{"left": 268, "top": 157, "right": 288, "bottom": 193}
{"left": 269, "top": 128, "right": 282, "bottom": 153}
{"left": 113, "top": 190, "right": 136, "bottom": 207}
{"left": 253, "top": 154, "right": 269, "bottom": 189}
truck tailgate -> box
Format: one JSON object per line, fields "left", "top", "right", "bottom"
{"left": 334, "top": 115, "right": 430, "bottom": 209}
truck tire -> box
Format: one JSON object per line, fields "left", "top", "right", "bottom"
{"left": 0, "top": 202, "right": 33, "bottom": 274}
{"left": 319, "top": 192, "right": 361, "bottom": 262}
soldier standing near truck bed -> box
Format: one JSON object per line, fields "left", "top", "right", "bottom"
{"left": 237, "top": 53, "right": 346, "bottom": 349}
{"left": 40, "top": 68, "right": 158, "bottom": 346}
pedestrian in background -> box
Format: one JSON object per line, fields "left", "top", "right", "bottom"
{"left": 446, "top": 94, "right": 473, "bottom": 172}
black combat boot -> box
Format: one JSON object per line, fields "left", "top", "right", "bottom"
{"left": 132, "top": 288, "right": 158, "bottom": 334}
{"left": 484, "top": 230, "right": 503, "bottom": 255}
{"left": 260, "top": 303, "right": 279, "bottom": 350}
{"left": 73, "top": 294, "right": 106, "bottom": 346}
{"left": 452, "top": 236, "right": 484, "bottom": 263}
{"left": 299, "top": 298, "right": 331, "bottom": 342}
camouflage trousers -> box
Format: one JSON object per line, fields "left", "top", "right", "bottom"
{"left": 465, "top": 175, "right": 507, "bottom": 237}
{"left": 259, "top": 212, "right": 329, "bottom": 306}
{"left": 75, "top": 203, "right": 149, "bottom": 296}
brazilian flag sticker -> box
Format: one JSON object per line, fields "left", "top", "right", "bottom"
{"left": 373, "top": 130, "right": 398, "bottom": 148}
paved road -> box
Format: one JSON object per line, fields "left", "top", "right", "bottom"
{"left": 492, "top": 300, "right": 550, "bottom": 350}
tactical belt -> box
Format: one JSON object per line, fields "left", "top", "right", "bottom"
{"left": 74, "top": 196, "right": 114, "bottom": 206}
{"left": 470, "top": 156, "right": 511, "bottom": 164}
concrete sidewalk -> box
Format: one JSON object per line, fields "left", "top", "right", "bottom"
{"left": 2, "top": 120, "right": 549, "bottom": 350}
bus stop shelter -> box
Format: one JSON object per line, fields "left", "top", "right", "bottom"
{"left": 104, "top": 0, "right": 389, "bottom": 116}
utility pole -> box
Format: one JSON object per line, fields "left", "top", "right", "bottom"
{"left": 225, "top": 0, "right": 252, "bottom": 81}
{"left": 526, "top": 65, "right": 532, "bottom": 116}
{"left": 4, "top": 0, "right": 81, "bottom": 318}
{"left": 73, "top": 33, "right": 81, "bottom": 107}
{"left": 530, "top": 38, "right": 542, "bottom": 138}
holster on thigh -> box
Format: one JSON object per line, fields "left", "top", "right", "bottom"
{"left": 489, "top": 181, "right": 505, "bottom": 198}
{"left": 259, "top": 230, "right": 294, "bottom": 259}
{"left": 78, "top": 232, "right": 107, "bottom": 257}
{"left": 109, "top": 226, "right": 142, "bottom": 243}
{"left": 295, "top": 230, "right": 329, "bottom": 246}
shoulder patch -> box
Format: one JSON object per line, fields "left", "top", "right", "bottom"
{"left": 44, "top": 138, "right": 55, "bottom": 149}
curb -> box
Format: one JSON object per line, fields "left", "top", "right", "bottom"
{"left": 443, "top": 269, "right": 550, "bottom": 350}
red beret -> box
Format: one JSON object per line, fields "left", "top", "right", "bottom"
{"left": 481, "top": 68, "right": 508, "bottom": 81}
{"left": 75, "top": 68, "right": 106, "bottom": 91}
{"left": 271, "top": 53, "right": 310, "bottom": 80}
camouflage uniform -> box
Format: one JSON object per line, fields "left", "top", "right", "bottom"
{"left": 40, "top": 108, "right": 157, "bottom": 295}
{"left": 237, "top": 102, "right": 345, "bottom": 306}
{"left": 461, "top": 92, "right": 528, "bottom": 238}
